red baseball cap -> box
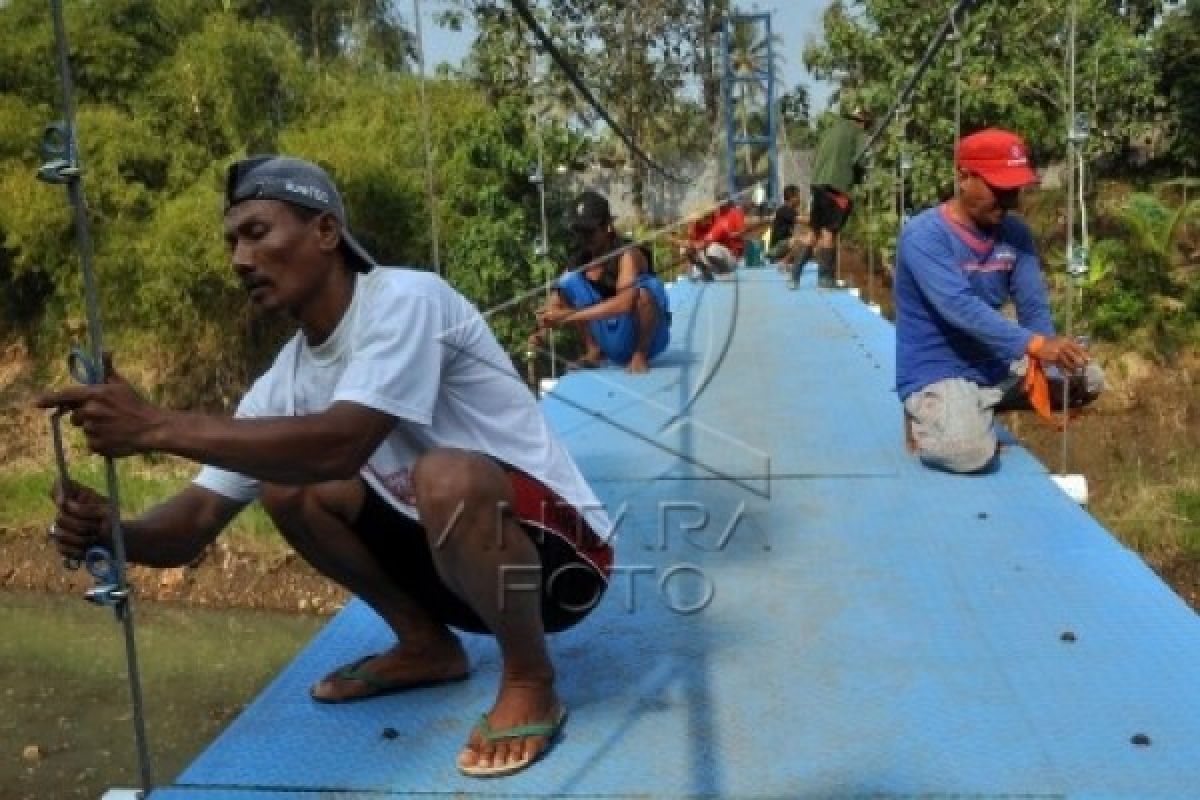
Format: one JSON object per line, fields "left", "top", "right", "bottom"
{"left": 956, "top": 128, "right": 1039, "bottom": 190}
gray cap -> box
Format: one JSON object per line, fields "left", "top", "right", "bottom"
{"left": 225, "top": 156, "right": 376, "bottom": 273}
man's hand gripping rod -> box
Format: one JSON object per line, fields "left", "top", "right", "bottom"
{"left": 48, "top": 347, "right": 125, "bottom": 607}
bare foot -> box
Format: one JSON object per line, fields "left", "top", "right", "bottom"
{"left": 457, "top": 675, "right": 563, "bottom": 775}
{"left": 569, "top": 348, "right": 606, "bottom": 370}
{"left": 310, "top": 635, "right": 468, "bottom": 702}
{"left": 626, "top": 352, "right": 650, "bottom": 374}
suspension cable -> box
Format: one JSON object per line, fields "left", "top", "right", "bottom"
{"left": 856, "top": 0, "right": 983, "bottom": 165}
{"left": 508, "top": 0, "right": 690, "bottom": 185}
{"left": 40, "top": 0, "right": 154, "bottom": 791}
{"left": 412, "top": 0, "right": 442, "bottom": 275}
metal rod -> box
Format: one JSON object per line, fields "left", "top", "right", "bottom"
{"left": 47, "top": 0, "right": 153, "bottom": 791}
{"left": 532, "top": 108, "right": 557, "bottom": 380}
{"left": 412, "top": 0, "right": 442, "bottom": 275}
{"left": 866, "top": 171, "right": 874, "bottom": 304}
{"left": 898, "top": 108, "right": 908, "bottom": 234}
{"left": 1060, "top": 0, "right": 1078, "bottom": 476}
{"left": 952, "top": 11, "right": 964, "bottom": 197}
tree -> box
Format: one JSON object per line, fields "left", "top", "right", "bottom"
{"left": 224, "top": 0, "right": 417, "bottom": 71}
{"left": 1153, "top": 0, "right": 1200, "bottom": 171}
{"left": 778, "top": 84, "right": 813, "bottom": 145}
{"left": 140, "top": 14, "right": 309, "bottom": 179}
{"left": 445, "top": 0, "right": 732, "bottom": 219}
{"left": 805, "top": 0, "right": 1163, "bottom": 208}
{"left": 0, "top": 0, "right": 579, "bottom": 395}
{"left": 1084, "top": 189, "right": 1199, "bottom": 352}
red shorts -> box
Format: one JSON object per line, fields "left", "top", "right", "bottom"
{"left": 810, "top": 185, "right": 854, "bottom": 232}
{"left": 352, "top": 469, "right": 612, "bottom": 634}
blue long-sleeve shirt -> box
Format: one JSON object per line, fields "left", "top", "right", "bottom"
{"left": 894, "top": 204, "right": 1055, "bottom": 400}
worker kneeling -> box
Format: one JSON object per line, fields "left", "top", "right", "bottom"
{"left": 533, "top": 191, "right": 670, "bottom": 375}
{"left": 895, "top": 129, "right": 1105, "bottom": 473}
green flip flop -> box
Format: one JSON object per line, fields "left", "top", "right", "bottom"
{"left": 457, "top": 706, "right": 568, "bottom": 778}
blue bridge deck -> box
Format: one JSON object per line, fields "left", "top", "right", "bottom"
{"left": 157, "top": 269, "right": 1200, "bottom": 798}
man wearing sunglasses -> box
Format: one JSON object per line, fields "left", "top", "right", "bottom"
{"left": 39, "top": 156, "right": 614, "bottom": 778}
{"left": 894, "top": 129, "right": 1105, "bottom": 473}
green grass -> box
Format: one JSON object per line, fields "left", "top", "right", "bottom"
{"left": 0, "top": 460, "right": 278, "bottom": 545}
{"left": 1092, "top": 452, "right": 1200, "bottom": 562}
{"left": 1175, "top": 489, "right": 1200, "bottom": 555}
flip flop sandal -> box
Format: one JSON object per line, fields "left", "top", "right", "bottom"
{"left": 457, "top": 707, "right": 568, "bottom": 778}
{"left": 310, "top": 654, "right": 468, "bottom": 704}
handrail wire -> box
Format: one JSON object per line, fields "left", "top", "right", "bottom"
{"left": 483, "top": 183, "right": 763, "bottom": 324}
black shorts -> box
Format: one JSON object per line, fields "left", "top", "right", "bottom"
{"left": 351, "top": 479, "right": 611, "bottom": 634}
{"left": 809, "top": 185, "right": 854, "bottom": 233}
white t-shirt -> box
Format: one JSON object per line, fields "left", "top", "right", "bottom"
{"left": 194, "top": 267, "right": 611, "bottom": 540}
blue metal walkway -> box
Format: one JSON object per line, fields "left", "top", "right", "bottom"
{"left": 158, "top": 269, "right": 1200, "bottom": 798}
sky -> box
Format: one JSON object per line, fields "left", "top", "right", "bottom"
{"left": 413, "top": 1, "right": 837, "bottom": 111}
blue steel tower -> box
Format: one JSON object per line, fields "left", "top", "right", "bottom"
{"left": 722, "top": 12, "right": 779, "bottom": 205}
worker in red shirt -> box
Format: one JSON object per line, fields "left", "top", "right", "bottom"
{"left": 680, "top": 195, "right": 745, "bottom": 281}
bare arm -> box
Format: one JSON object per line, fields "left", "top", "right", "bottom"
{"left": 38, "top": 366, "right": 397, "bottom": 483}
{"left": 556, "top": 250, "right": 647, "bottom": 323}
{"left": 150, "top": 400, "right": 396, "bottom": 483}
{"left": 53, "top": 482, "right": 245, "bottom": 568}
{"left": 531, "top": 287, "right": 570, "bottom": 343}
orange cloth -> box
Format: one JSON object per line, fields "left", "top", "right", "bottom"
{"left": 1023, "top": 355, "right": 1082, "bottom": 430}
{"left": 1023, "top": 357, "right": 1057, "bottom": 426}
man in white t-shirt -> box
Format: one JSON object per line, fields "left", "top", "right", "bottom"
{"left": 39, "top": 156, "right": 613, "bottom": 779}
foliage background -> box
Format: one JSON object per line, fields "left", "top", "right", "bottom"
{"left": 805, "top": 0, "right": 1198, "bottom": 355}
{"left": 0, "top": 0, "right": 1196, "bottom": 401}
{"left": 0, "top": 0, "right": 590, "bottom": 410}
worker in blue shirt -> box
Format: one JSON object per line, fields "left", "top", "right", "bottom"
{"left": 895, "top": 128, "right": 1105, "bottom": 473}
{"left": 532, "top": 190, "right": 670, "bottom": 374}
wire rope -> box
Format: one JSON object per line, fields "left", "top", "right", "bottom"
{"left": 508, "top": 0, "right": 690, "bottom": 185}
{"left": 43, "top": 0, "right": 154, "bottom": 791}
{"left": 856, "top": 0, "right": 982, "bottom": 165}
